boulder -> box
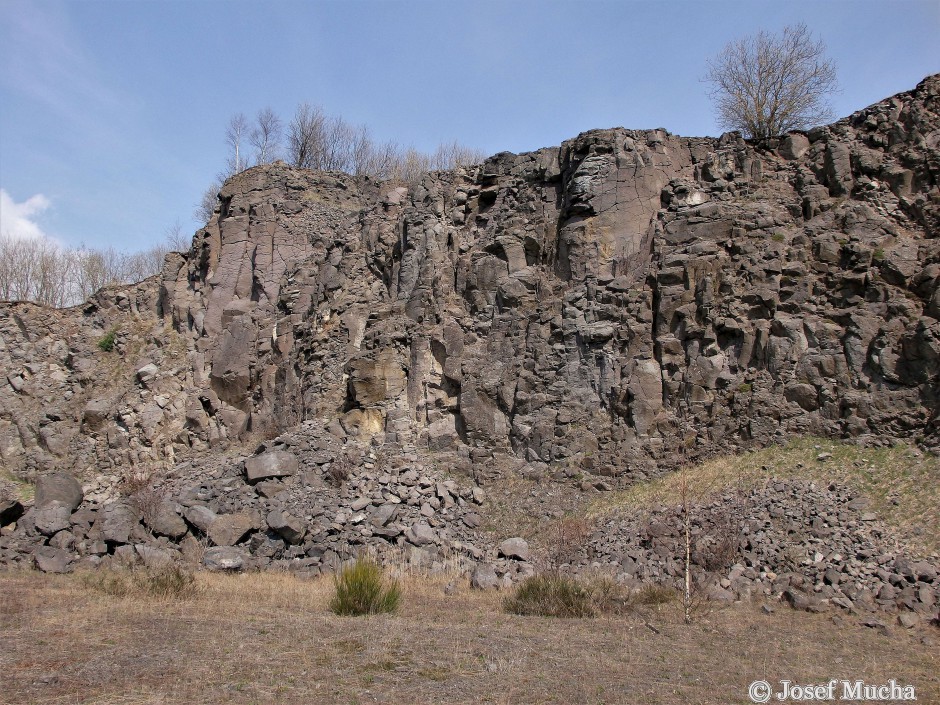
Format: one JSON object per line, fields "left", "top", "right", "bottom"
{"left": 208, "top": 513, "right": 256, "bottom": 546}
{"left": 183, "top": 505, "right": 218, "bottom": 534}
{"left": 266, "top": 510, "right": 305, "bottom": 544}
{"left": 35, "top": 473, "right": 83, "bottom": 511}
{"left": 34, "top": 546, "right": 74, "bottom": 574}
{"left": 33, "top": 505, "right": 72, "bottom": 536}
{"left": 98, "top": 502, "right": 140, "bottom": 544}
{"left": 146, "top": 502, "right": 189, "bottom": 540}
{"left": 499, "top": 537, "right": 530, "bottom": 561}
{"left": 245, "top": 450, "right": 299, "bottom": 483}
{"left": 203, "top": 546, "right": 248, "bottom": 571}
{"left": 134, "top": 544, "right": 174, "bottom": 569}
{"left": 405, "top": 522, "right": 437, "bottom": 547}
{"left": 470, "top": 563, "right": 500, "bottom": 590}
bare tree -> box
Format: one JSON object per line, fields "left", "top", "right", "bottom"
{"left": 225, "top": 112, "right": 249, "bottom": 175}
{"left": 431, "top": 140, "right": 487, "bottom": 171}
{"left": 163, "top": 220, "right": 191, "bottom": 252}
{"left": 250, "top": 107, "right": 282, "bottom": 165}
{"left": 194, "top": 177, "right": 223, "bottom": 224}
{"left": 704, "top": 23, "right": 838, "bottom": 140}
{"left": 287, "top": 103, "right": 326, "bottom": 169}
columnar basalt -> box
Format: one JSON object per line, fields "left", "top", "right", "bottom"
{"left": 1, "top": 75, "right": 938, "bottom": 485}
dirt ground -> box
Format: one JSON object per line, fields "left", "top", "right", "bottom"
{"left": 1, "top": 570, "right": 937, "bottom": 705}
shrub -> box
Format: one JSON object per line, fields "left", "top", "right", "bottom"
{"left": 81, "top": 565, "right": 198, "bottom": 600}
{"left": 329, "top": 559, "right": 400, "bottom": 616}
{"left": 503, "top": 573, "right": 595, "bottom": 618}
{"left": 142, "top": 564, "right": 198, "bottom": 599}
{"left": 97, "top": 326, "right": 119, "bottom": 352}
{"left": 326, "top": 453, "right": 352, "bottom": 487}
{"left": 630, "top": 583, "right": 678, "bottom": 606}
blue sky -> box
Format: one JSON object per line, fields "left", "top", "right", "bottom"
{"left": 1, "top": 0, "right": 937, "bottom": 252}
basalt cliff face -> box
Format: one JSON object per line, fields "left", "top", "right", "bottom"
{"left": 2, "top": 75, "right": 940, "bottom": 489}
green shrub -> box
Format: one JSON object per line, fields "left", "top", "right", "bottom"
{"left": 503, "top": 573, "right": 595, "bottom": 618}
{"left": 872, "top": 248, "right": 885, "bottom": 261}
{"left": 97, "top": 326, "right": 119, "bottom": 352}
{"left": 771, "top": 233, "right": 785, "bottom": 242}
{"left": 329, "top": 559, "right": 401, "bottom": 616}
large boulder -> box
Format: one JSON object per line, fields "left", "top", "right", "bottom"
{"left": 244, "top": 450, "right": 299, "bottom": 483}
{"left": 33, "top": 505, "right": 72, "bottom": 537}
{"left": 208, "top": 513, "right": 256, "bottom": 547}
{"left": 266, "top": 510, "right": 305, "bottom": 544}
{"left": 184, "top": 505, "right": 218, "bottom": 534}
{"left": 470, "top": 563, "right": 500, "bottom": 590}
{"left": 203, "top": 546, "right": 248, "bottom": 571}
{"left": 34, "top": 546, "right": 74, "bottom": 574}
{"left": 34, "top": 473, "right": 83, "bottom": 511}
{"left": 146, "top": 502, "right": 189, "bottom": 540}
{"left": 498, "top": 537, "right": 530, "bottom": 561}
{"left": 98, "top": 502, "right": 140, "bottom": 544}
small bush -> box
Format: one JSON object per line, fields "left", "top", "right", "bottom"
{"left": 503, "top": 574, "right": 595, "bottom": 618}
{"left": 81, "top": 565, "right": 198, "bottom": 600}
{"left": 326, "top": 454, "right": 352, "bottom": 487}
{"left": 631, "top": 583, "right": 678, "bottom": 606}
{"left": 97, "top": 326, "right": 119, "bottom": 352}
{"left": 330, "top": 559, "right": 400, "bottom": 616}
{"left": 143, "top": 564, "right": 197, "bottom": 599}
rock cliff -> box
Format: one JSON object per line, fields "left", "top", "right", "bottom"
{"left": 4, "top": 75, "right": 938, "bottom": 486}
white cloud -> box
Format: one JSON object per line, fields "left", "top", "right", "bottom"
{"left": 0, "top": 189, "right": 52, "bottom": 240}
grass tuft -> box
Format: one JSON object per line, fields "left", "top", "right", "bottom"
{"left": 96, "top": 326, "right": 119, "bottom": 352}
{"left": 503, "top": 573, "right": 596, "bottom": 618}
{"left": 329, "top": 559, "right": 401, "bottom": 616}
{"left": 81, "top": 565, "right": 198, "bottom": 600}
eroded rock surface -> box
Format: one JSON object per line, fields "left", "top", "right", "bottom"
{"left": 1, "top": 76, "right": 940, "bottom": 613}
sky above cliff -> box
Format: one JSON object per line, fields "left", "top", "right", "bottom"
{"left": 1, "top": 0, "right": 938, "bottom": 254}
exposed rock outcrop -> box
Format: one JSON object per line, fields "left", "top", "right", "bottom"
{"left": 1, "top": 76, "right": 939, "bottom": 614}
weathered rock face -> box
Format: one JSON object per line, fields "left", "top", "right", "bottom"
{"left": 1, "top": 75, "right": 939, "bottom": 486}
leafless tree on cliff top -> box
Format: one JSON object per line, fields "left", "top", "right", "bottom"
{"left": 250, "top": 107, "right": 282, "bottom": 165}
{"left": 225, "top": 112, "right": 249, "bottom": 175}
{"left": 704, "top": 23, "right": 838, "bottom": 140}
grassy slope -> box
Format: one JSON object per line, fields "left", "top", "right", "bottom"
{"left": 588, "top": 437, "right": 940, "bottom": 557}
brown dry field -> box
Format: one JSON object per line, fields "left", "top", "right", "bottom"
{"left": 1, "top": 570, "right": 937, "bottom": 705}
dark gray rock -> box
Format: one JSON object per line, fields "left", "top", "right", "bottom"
{"left": 35, "top": 473, "right": 83, "bottom": 511}
{"left": 33, "top": 505, "right": 72, "bottom": 536}
{"left": 266, "top": 510, "right": 305, "bottom": 544}
{"left": 499, "top": 537, "right": 530, "bottom": 561}
{"left": 470, "top": 563, "right": 500, "bottom": 590}
{"left": 34, "top": 546, "right": 74, "bottom": 574}
{"left": 245, "top": 450, "right": 299, "bottom": 483}
{"left": 98, "top": 502, "right": 140, "bottom": 544}
{"left": 208, "top": 512, "right": 256, "bottom": 547}
{"left": 203, "top": 546, "right": 248, "bottom": 571}
{"left": 146, "top": 502, "right": 188, "bottom": 540}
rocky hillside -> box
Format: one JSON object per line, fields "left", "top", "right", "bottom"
{"left": 2, "top": 75, "right": 938, "bottom": 486}
{"left": 2, "top": 77, "right": 940, "bottom": 621}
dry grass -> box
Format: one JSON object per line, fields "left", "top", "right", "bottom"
{"left": 0, "top": 468, "right": 34, "bottom": 502}
{"left": 588, "top": 437, "right": 940, "bottom": 556}
{"left": 1, "top": 569, "right": 937, "bottom": 705}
